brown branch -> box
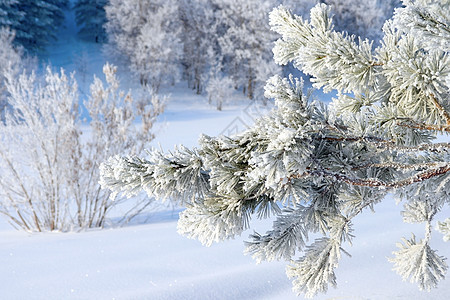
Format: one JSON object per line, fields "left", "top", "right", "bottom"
{"left": 376, "top": 141, "right": 450, "bottom": 153}
{"left": 288, "top": 164, "right": 450, "bottom": 189}
{"left": 352, "top": 162, "right": 443, "bottom": 172}
{"left": 371, "top": 62, "right": 384, "bottom": 67}
{"left": 321, "top": 135, "right": 387, "bottom": 143}
{"left": 398, "top": 121, "right": 450, "bottom": 132}
{"left": 320, "top": 133, "right": 450, "bottom": 154}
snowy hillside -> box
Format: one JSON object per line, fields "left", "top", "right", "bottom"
{"left": 1, "top": 165, "right": 450, "bottom": 300}
{"left": 1, "top": 2, "right": 450, "bottom": 300}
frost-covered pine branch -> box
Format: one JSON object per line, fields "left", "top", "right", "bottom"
{"left": 100, "top": 0, "right": 449, "bottom": 297}
{"left": 389, "top": 234, "right": 448, "bottom": 291}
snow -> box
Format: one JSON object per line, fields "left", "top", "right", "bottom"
{"left": 1, "top": 198, "right": 449, "bottom": 300}
{"left": 1, "top": 3, "right": 450, "bottom": 300}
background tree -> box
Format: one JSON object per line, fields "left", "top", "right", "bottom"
{"left": 0, "top": 0, "right": 68, "bottom": 52}
{"left": 212, "top": 0, "right": 281, "bottom": 100}
{"left": 205, "top": 75, "right": 234, "bottom": 111}
{"left": 0, "top": 0, "right": 23, "bottom": 30}
{"left": 74, "top": 0, "right": 108, "bottom": 43}
{"left": 0, "top": 27, "right": 22, "bottom": 120}
{"left": 179, "top": 0, "right": 217, "bottom": 94}
{"left": 100, "top": 0, "right": 449, "bottom": 298}
{"left": 104, "top": 0, "right": 182, "bottom": 90}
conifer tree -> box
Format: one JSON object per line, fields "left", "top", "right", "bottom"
{"left": 100, "top": 0, "right": 449, "bottom": 297}
{"left": 74, "top": 0, "right": 107, "bottom": 43}
{"left": 0, "top": 0, "right": 22, "bottom": 29}
{"left": 0, "top": 0, "right": 24, "bottom": 49}
{"left": 0, "top": 0, "right": 68, "bottom": 52}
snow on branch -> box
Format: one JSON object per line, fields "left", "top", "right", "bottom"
{"left": 100, "top": 147, "right": 210, "bottom": 203}
{"left": 286, "top": 238, "right": 340, "bottom": 298}
{"left": 390, "top": 235, "right": 448, "bottom": 291}
{"left": 270, "top": 4, "right": 380, "bottom": 94}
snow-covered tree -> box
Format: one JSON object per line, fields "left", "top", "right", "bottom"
{"left": 74, "top": 0, "right": 107, "bottom": 43}
{"left": 100, "top": 0, "right": 449, "bottom": 297}
{"left": 0, "top": 0, "right": 24, "bottom": 51}
{"left": 0, "top": 0, "right": 23, "bottom": 29}
{"left": 206, "top": 0, "right": 318, "bottom": 102}
{"left": 0, "top": 27, "right": 22, "bottom": 120}
{"left": 0, "top": 63, "right": 165, "bottom": 231}
{"left": 212, "top": 0, "right": 282, "bottom": 100}
{"left": 104, "top": 0, "right": 182, "bottom": 90}
{"left": 179, "top": 0, "right": 217, "bottom": 94}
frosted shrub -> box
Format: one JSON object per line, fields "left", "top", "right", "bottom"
{"left": 100, "top": 1, "right": 449, "bottom": 297}
{"left": 0, "top": 63, "right": 165, "bottom": 231}
{"left": 205, "top": 76, "right": 234, "bottom": 111}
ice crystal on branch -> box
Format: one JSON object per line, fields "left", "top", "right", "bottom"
{"left": 286, "top": 238, "right": 340, "bottom": 298}
{"left": 390, "top": 235, "right": 448, "bottom": 291}
{"left": 101, "top": 0, "right": 449, "bottom": 297}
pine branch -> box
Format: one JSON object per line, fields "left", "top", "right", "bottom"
{"left": 352, "top": 162, "right": 445, "bottom": 172}
{"left": 371, "top": 141, "right": 450, "bottom": 153}
{"left": 97, "top": 1, "right": 450, "bottom": 296}
{"left": 244, "top": 206, "right": 308, "bottom": 263}
{"left": 288, "top": 164, "right": 450, "bottom": 189}
{"left": 390, "top": 235, "right": 448, "bottom": 291}
{"left": 398, "top": 121, "right": 450, "bottom": 133}
{"left": 287, "top": 238, "right": 340, "bottom": 298}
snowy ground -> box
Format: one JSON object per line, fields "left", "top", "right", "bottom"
{"left": 1, "top": 4, "right": 450, "bottom": 300}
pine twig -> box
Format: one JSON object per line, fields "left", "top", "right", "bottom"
{"left": 288, "top": 164, "right": 450, "bottom": 189}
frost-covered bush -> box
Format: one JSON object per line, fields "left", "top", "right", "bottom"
{"left": 205, "top": 76, "right": 234, "bottom": 111}
{"left": 0, "top": 63, "right": 165, "bottom": 231}
{"left": 100, "top": 1, "right": 449, "bottom": 297}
